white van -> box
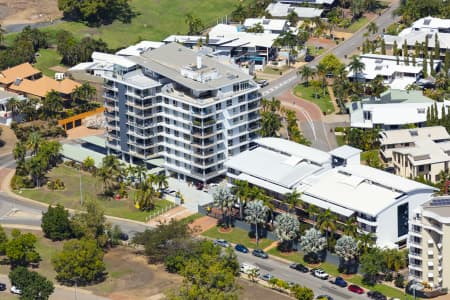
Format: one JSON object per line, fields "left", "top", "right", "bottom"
{"left": 240, "top": 263, "right": 260, "bottom": 275}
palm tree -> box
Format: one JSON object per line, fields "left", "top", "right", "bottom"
{"left": 245, "top": 200, "right": 269, "bottom": 247}
{"left": 343, "top": 216, "right": 358, "bottom": 238}
{"left": 317, "top": 209, "right": 337, "bottom": 240}
{"left": 298, "top": 66, "right": 315, "bottom": 86}
{"left": 27, "top": 156, "right": 47, "bottom": 187}
{"left": 316, "top": 64, "right": 328, "bottom": 96}
{"left": 97, "top": 155, "right": 123, "bottom": 195}
{"left": 357, "top": 232, "right": 375, "bottom": 255}
{"left": 213, "top": 184, "right": 235, "bottom": 228}
{"left": 135, "top": 164, "right": 147, "bottom": 184}
{"left": 367, "top": 22, "right": 379, "bottom": 37}
{"left": 41, "top": 90, "right": 64, "bottom": 120}
{"left": 274, "top": 213, "right": 300, "bottom": 251}
{"left": 6, "top": 97, "right": 23, "bottom": 120}
{"left": 310, "top": 80, "right": 321, "bottom": 99}
{"left": 284, "top": 190, "right": 302, "bottom": 213}
{"left": 26, "top": 131, "right": 43, "bottom": 156}
{"left": 306, "top": 204, "right": 319, "bottom": 221}
{"left": 0, "top": 25, "right": 5, "bottom": 46}
{"left": 125, "top": 165, "right": 137, "bottom": 185}
{"left": 185, "top": 13, "right": 204, "bottom": 35}
{"left": 155, "top": 173, "right": 168, "bottom": 194}
{"left": 134, "top": 178, "right": 158, "bottom": 211}
{"left": 349, "top": 55, "right": 365, "bottom": 89}
{"left": 231, "top": 3, "right": 246, "bottom": 23}
{"left": 232, "top": 180, "right": 250, "bottom": 220}
{"left": 260, "top": 111, "right": 281, "bottom": 137}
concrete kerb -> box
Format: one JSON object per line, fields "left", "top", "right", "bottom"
{"left": 0, "top": 168, "right": 151, "bottom": 228}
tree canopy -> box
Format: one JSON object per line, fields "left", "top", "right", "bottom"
{"left": 42, "top": 204, "right": 73, "bottom": 241}
{"left": 9, "top": 266, "right": 54, "bottom": 300}
{"left": 58, "top": 0, "right": 135, "bottom": 26}
{"left": 5, "top": 229, "right": 40, "bottom": 267}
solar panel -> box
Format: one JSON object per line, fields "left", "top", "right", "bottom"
{"left": 430, "top": 198, "right": 450, "bottom": 206}
{"left": 424, "top": 19, "right": 432, "bottom": 25}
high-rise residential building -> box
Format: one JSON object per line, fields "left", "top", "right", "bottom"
{"left": 103, "top": 43, "right": 261, "bottom": 183}
{"left": 409, "top": 197, "right": 450, "bottom": 291}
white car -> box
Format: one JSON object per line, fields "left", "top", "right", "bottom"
{"left": 11, "top": 285, "right": 22, "bottom": 295}
{"left": 313, "top": 269, "right": 329, "bottom": 280}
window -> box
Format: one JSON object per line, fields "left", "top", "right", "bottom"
{"left": 397, "top": 203, "right": 409, "bottom": 237}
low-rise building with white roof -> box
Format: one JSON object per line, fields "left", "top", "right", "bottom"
{"left": 243, "top": 18, "right": 289, "bottom": 34}
{"left": 346, "top": 89, "right": 450, "bottom": 130}
{"left": 164, "top": 24, "right": 279, "bottom": 70}
{"left": 277, "top": 0, "right": 336, "bottom": 5}
{"left": 69, "top": 51, "right": 136, "bottom": 78}
{"left": 0, "top": 90, "right": 26, "bottom": 125}
{"left": 380, "top": 126, "right": 450, "bottom": 183}
{"left": 226, "top": 137, "right": 436, "bottom": 248}
{"left": 116, "top": 41, "right": 164, "bottom": 56}
{"left": 266, "top": 2, "right": 323, "bottom": 19}
{"left": 347, "top": 54, "right": 440, "bottom": 90}
{"left": 384, "top": 17, "right": 450, "bottom": 60}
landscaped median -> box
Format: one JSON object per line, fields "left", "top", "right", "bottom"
{"left": 13, "top": 165, "right": 174, "bottom": 222}
{"left": 294, "top": 84, "right": 335, "bottom": 115}
{"left": 202, "top": 225, "right": 413, "bottom": 300}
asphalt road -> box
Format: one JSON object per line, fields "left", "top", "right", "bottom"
{"left": 236, "top": 252, "right": 367, "bottom": 300}
{"left": 261, "top": 0, "right": 401, "bottom": 99}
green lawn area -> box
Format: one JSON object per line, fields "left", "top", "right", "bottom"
{"left": 17, "top": 165, "right": 173, "bottom": 222}
{"left": 347, "top": 17, "right": 369, "bottom": 33}
{"left": 34, "top": 49, "right": 63, "bottom": 77}
{"left": 267, "top": 247, "right": 412, "bottom": 299}
{"left": 294, "top": 84, "right": 335, "bottom": 114}
{"left": 360, "top": 149, "right": 379, "bottom": 164}
{"left": 335, "top": 135, "right": 346, "bottom": 146}
{"left": 16, "top": 0, "right": 237, "bottom": 49}
{"left": 202, "top": 226, "right": 273, "bottom": 250}
{"left": 263, "top": 65, "right": 290, "bottom": 75}
{"left": 307, "top": 45, "right": 326, "bottom": 56}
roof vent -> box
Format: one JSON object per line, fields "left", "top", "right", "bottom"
{"left": 14, "top": 78, "right": 22, "bottom": 86}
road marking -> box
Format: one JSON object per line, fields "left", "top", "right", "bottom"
{"left": 298, "top": 107, "right": 317, "bottom": 141}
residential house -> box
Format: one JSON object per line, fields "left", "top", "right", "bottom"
{"left": 266, "top": 2, "right": 323, "bottom": 19}
{"left": 0, "top": 63, "right": 41, "bottom": 90}
{"left": 243, "top": 18, "right": 289, "bottom": 34}
{"left": 0, "top": 90, "right": 26, "bottom": 125}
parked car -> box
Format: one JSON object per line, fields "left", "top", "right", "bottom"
{"left": 316, "top": 295, "right": 333, "bottom": 300}
{"left": 213, "top": 239, "right": 230, "bottom": 248}
{"left": 235, "top": 244, "right": 249, "bottom": 253}
{"left": 0, "top": 283, "right": 6, "bottom": 291}
{"left": 240, "top": 263, "right": 260, "bottom": 275}
{"left": 368, "top": 291, "right": 387, "bottom": 300}
{"left": 11, "top": 286, "right": 22, "bottom": 295}
{"left": 313, "top": 269, "right": 329, "bottom": 280}
{"left": 330, "top": 276, "right": 347, "bottom": 287}
{"left": 289, "top": 263, "right": 309, "bottom": 273}
{"left": 348, "top": 284, "right": 364, "bottom": 294}
{"left": 260, "top": 273, "right": 275, "bottom": 281}
{"left": 252, "top": 249, "right": 268, "bottom": 259}
{"left": 119, "top": 233, "right": 129, "bottom": 241}
{"left": 256, "top": 79, "right": 269, "bottom": 88}
{"left": 305, "top": 55, "right": 315, "bottom": 62}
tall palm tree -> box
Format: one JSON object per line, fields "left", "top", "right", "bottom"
{"left": 26, "top": 131, "right": 43, "bottom": 156}
{"left": 357, "top": 232, "right": 375, "bottom": 255}
{"left": 284, "top": 190, "right": 302, "bottom": 213}
{"left": 97, "top": 155, "right": 123, "bottom": 194}
{"left": 233, "top": 180, "right": 250, "bottom": 220}
{"left": 317, "top": 209, "right": 337, "bottom": 239}
{"left": 213, "top": 184, "right": 235, "bottom": 228}
{"left": 135, "top": 164, "right": 147, "bottom": 184}
{"left": 6, "top": 97, "right": 23, "bottom": 120}
{"left": 343, "top": 216, "right": 358, "bottom": 238}
{"left": 298, "top": 66, "right": 315, "bottom": 86}
{"left": 155, "top": 173, "right": 168, "bottom": 195}
{"left": 349, "top": 55, "right": 366, "bottom": 84}
{"left": 316, "top": 64, "right": 328, "bottom": 96}
{"left": 260, "top": 111, "right": 281, "bottom": 137}
{"left": 41, "top": 90, "right": 64, "bottom": 120}
{"left": 72, "top": 82, "right": 96, "bottom": 103}
{"left": 367, "top": 22, "right": 379, "bottom": 37}
{"left": 134, "top": 177, "right": 158, "bottom": 211}
{"left": 306, "top": 204, "right": 319, "bottom": 221}
{"left": 245, "top": 200, "right": 269, "bottom": 247}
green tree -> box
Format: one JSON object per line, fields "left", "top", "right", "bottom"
{"left": 5, "top": 229, "right": 40, "bottom": 267}
{"left": 367, "top": 22, "right": 378, "bottom": 36}
{"left": 245, "top": 200, "right": 269, "bottom": 247}
{"left": 335, "top": 235, "right": 359, "bottom": 274}
{"left": 361, "top": 248, "right": 386, "bottom": 285}
{"left": 6, "top": 97, "right": 24, "bottom": 120}
{"left": 185, "top": 13, "right": 204, "bottom": 35}
{"left": 260, "top": 111, "right": 281, "bottom": 137}
{"left": 134, "top": 177, "right": 158, "bottom": 211}
{"left": 317, "top": 54, "right": 343, "bottom": 76}
{"left": 0, "top": 225, "right": 8, "bottom": 255}
{"left": 0, "top": 24, "right": 5, "bottom": 46}
{"left": 349, "top": 55, "right": 365, "bottom": 84}
{"left": 232, "top": 180, "right": 250, "bottom": 220}
{"left": 291, "top": 285, "right": 314, "bottom": 300}
{"left": 247, "top": 23, "right": 264, "bottom": 33}
{"left": 298, "top": 66, "right": 316, "bottom": 86}
{"left": 380, "top": 38, "right": 386, "bottom": 55}
{"left": 52, "top": 238, "right": 106, "bottom": 285}
{"left": 9, "top": 266, "right": 54, "bottom": 300}
{"left": 26, "top": 131, "right": 43, "bottom": 156}
{"left": 274, "top": 213, "right": 300, "bottom": 251}
{"left": 82, "top": 156, "right": 95, "bottom": 172}
{"left": 42, "top": 204, "right": 73, "bottom": 241}
{"left": 287, "top": 11, "right": 299, "bottom": 26}
{"left": 299, "top": 228, "right": 326, "bottom": 263}
{"left": 41, "top": 90, "right": 64, "bottom": 120}
{"left": 213, "top": 184, "right": 235, "bottom": 228}
{"left": 317, "top": 209, "right": 337, "bottom": 240}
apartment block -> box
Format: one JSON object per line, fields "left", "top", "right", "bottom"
{"left": 103, "top": 43, "right": 261, "bottom": 183}
{"left": 409, "top": 197, "right": 450, "bottom": 291}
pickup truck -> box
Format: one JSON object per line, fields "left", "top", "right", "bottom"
{"left": 313, "top": 269, "right": 329, "bottom": 280}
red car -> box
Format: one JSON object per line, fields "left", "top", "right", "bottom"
{"left": 348, "top": 284, "right": 364, "bottom": 294}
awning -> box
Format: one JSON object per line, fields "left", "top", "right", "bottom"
{"left": 428, "top": 250, "right": 434, "bottom": 255}
{"left": 428, "top": 239, "right": 434, "bottom": 244}
{"left": 428, "top": 272, "right": 434, "bottom": 277}
{"left": 427, "top": 261, "right": 434, "bottom": 267}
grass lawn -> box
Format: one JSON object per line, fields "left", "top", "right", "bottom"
{"left": 34, "top": 49, "right": 63, "bottom": 77}
{"left": 294, "top": 84, "right": 335, "bottom": 114}
{"left": 18, "top": 165, "right": 173, "bottom": 222}
{"left": 336, "top": 135, "right": 346, "bottom": 146}
{"left": 202, "top": 226, "right": 273, "bottom": 250}
{"left": 14, "top": 0, "right": 237, "bottom": 49}
{"left": 347, "top": 17, "right": 369, "bottom": 33}
{"left": 360, "top": 150, "right": 379, "bottom": 164}
{"left": 263, "top": 65, "right": 290, "bottom": 75}
{"left": 267, "top": 247, "right": 412, "bottom": 299}
{"left": 307, "top": 45, "right": 326, "bottom": 56}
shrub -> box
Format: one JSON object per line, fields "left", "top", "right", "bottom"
{"left": 384, "top": 272, "right": 393, "bottom": 282}
{"left": 394, "top": 274, "right": 405, "bottom": 288}
{"left": 10, "top": 175, "right": 34, "bottom": 189}
{"left": 47, "top": 178, "right": 65, "bottom": 190}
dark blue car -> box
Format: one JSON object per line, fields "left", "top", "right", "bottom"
{"left": 235, "top": 244, "right": 249, "bottom": 253}
{"left": 333, "top": 276, "right": 348, "bottom": 287}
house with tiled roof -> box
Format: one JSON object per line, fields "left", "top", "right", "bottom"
{"left": 0, "top": 63, "right": 41, "bottom": 88}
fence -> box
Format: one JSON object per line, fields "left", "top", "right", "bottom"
{"left": 58, "top": 107, "right": 105, "bottom": 130}
{"left": 146, "top": 201, "right": 179, "bottom": 222}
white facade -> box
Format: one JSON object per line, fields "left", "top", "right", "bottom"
{"left": 347, "top": 89, "right": 450, "bottom": 130}
{"left": 408, "top": 197, "right": 450, "bottom": 291}
{"left": 243, "top": 18, "right": 289, "bottom": 34}
{"left": 347, "top": 54, "right": 440, "bottom": 90}
{"left": 103, "top": 43, "right": 261, "bottom": 183}
{"left": 226, "top": 138, "right": 436, "bottom": 248}
{"left": 266, "top": 2, "right": 323, "bottom": 19}
{"left": 0, "top": 90, "right": 26, "bottom": 125}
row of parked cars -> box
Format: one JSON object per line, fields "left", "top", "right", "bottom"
{"left": 0, "top": 283, "right": 22, "bottom": 295}
{"left": 213, "top": 239, "right": 269, "bottom": 258}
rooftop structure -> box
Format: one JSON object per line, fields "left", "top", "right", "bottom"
{"left": 116, "top": 41, "right": 165, "bottom": 56}
{"left": 347, "top": 89, "right": 449, "bottom": 129}
{"left": 103, "top": 42, "right": 261, "bottom": 183}
{"left": 0, "top": 63, "right": 41, "bottom": 87}
{"left": 266, "top": 2, "right": 323, "bottom": 18}
{"left": 380, "top": 126, "right": 450, "bottom": 183}
{"left": 409, "top": 196, "right": 450, "bottom": 292}
{"left": 410, "top": 16, "right": 450, "bottom": 33}
{"left": 69, "top": 52, "right": 136, "bottom": 78}
{"left": 277, "top": 0, "right": 336, "bottom": 5}
{"left": 8, "top": 76, "right": 81, "bottom": 99}
{"left": 226, "top": 137, "right": 436, "bottom": 248}
{"left": 347, "top": 54, "right": 440, "bottom": 90}
{"left": 243, "top": 18, "right": 289, "bottom": 34}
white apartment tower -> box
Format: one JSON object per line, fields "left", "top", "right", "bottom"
{"left": 103, "top": 43, "right": 261, "bottom": 182}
